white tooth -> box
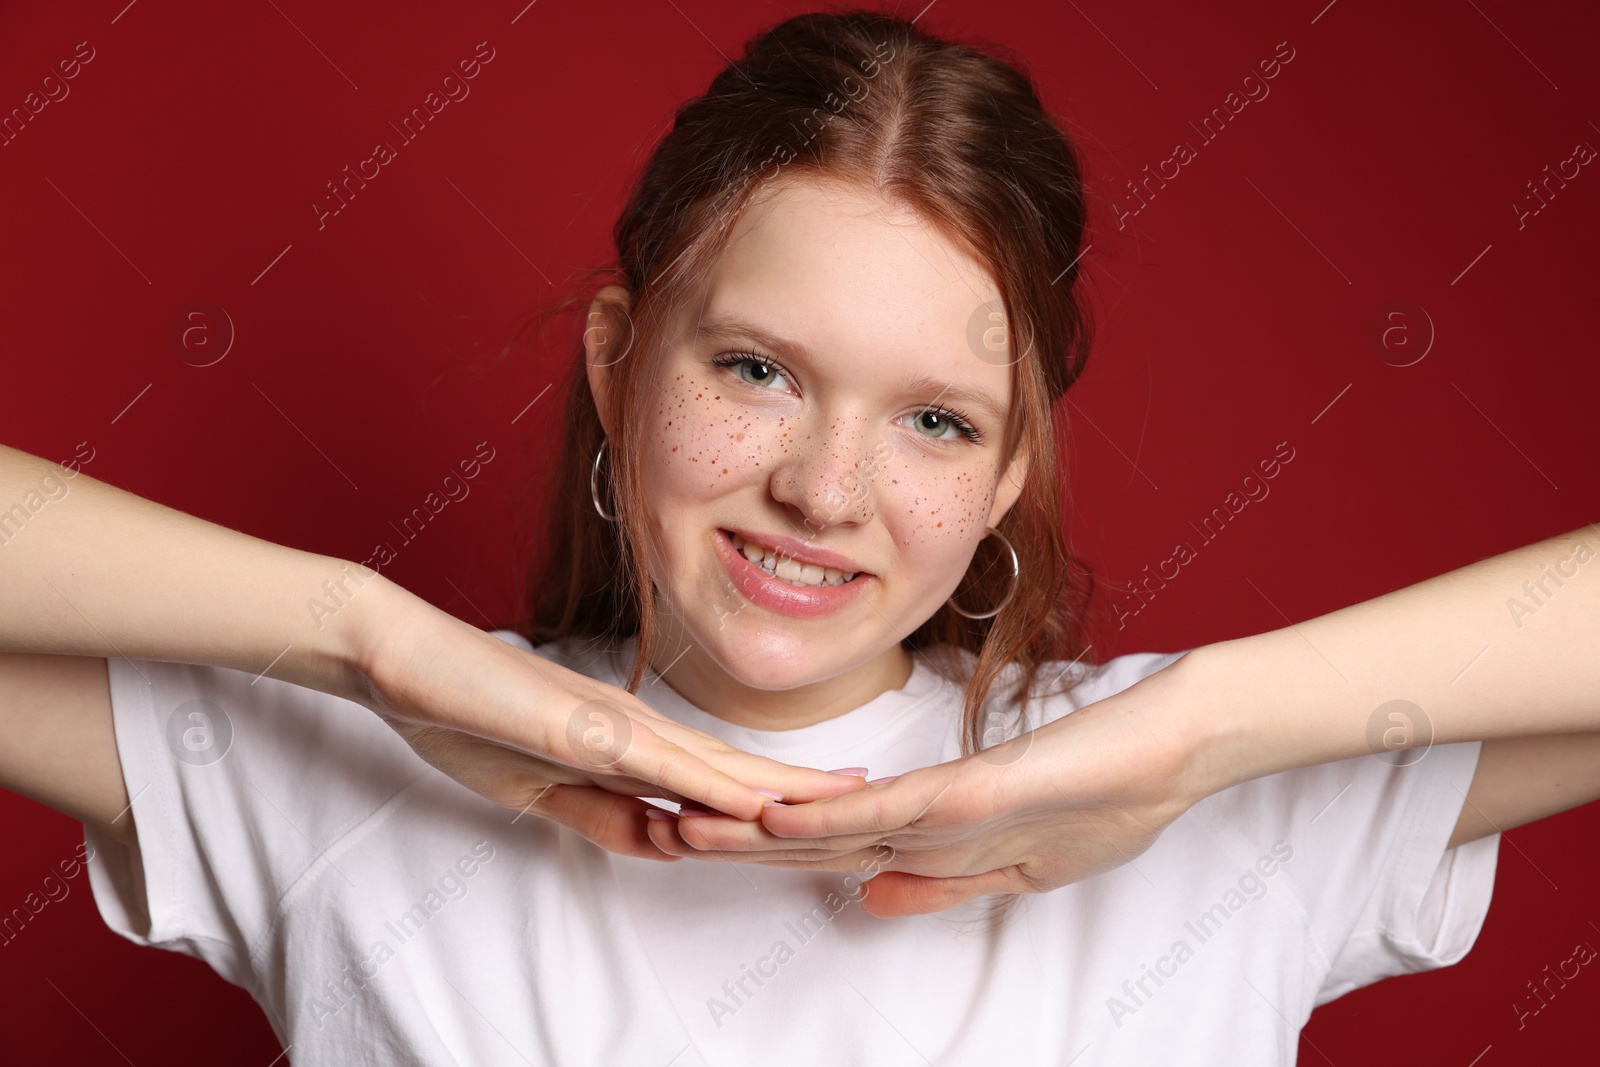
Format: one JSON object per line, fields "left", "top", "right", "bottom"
{"left": 799, "top": 563, "right": 824, "bottom": 585}
{"left": 775, "top": 557, "right": 804, "bottom": 581}
{"left": 741, "top": 541, "right": 764, "bottom": 564}
{"left": 843, "top": 572, "right": 856, "bottom": 582}
{"left": 822, "top": 567, "right": 843, "bottom": 584}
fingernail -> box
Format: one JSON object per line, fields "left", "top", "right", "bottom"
{"left": 756, "top": 788, "right": 785, "bottom": 801}
{"left": 866, "top": 776, "right": 899, "bottom": 785}
{"left": 644, "top": 808, "right": 675, "bottom": 822}
{"left": 826, "top": 767, "right": 869, "bottom": 777}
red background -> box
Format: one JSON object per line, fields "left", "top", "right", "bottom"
{"left": 2, "top": 0, "right": 1596, "bottom": 1062}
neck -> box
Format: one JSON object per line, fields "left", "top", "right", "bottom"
{"left": 643, "top": 612, "right": 915, "bottom": 730}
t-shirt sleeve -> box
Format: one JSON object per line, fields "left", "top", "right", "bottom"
{"left": 1197, "top": 738, "right": 1498, "bottom": 1005}
{"left": 1049, "top": 648, "right": 1499, "bottom": 1004}
{"left": 1306, "top": 742, "right": 1499, "bottom": 1003}
{"left": 83, "top": 627, "right": 536, "bottom": 990}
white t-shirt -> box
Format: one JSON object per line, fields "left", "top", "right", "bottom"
{"left": 85, "top": 629, "right": 1499, "bottom": 1066}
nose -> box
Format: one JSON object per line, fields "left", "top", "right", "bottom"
{"left": 768, "top": 418, "right": 884, "bottom": 535}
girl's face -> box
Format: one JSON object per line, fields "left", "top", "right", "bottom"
{"left": 589, "top": 177, "right": 1028, "bottom": 697}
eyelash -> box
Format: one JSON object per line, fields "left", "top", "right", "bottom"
{"left": 709, "top": 350, "right": 987, "bottom": 444}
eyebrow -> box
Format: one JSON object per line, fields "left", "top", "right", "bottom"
{"left": 694, "top": 312, "right": 1009, "bottom": 422}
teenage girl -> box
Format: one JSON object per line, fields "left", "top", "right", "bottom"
{"left": 2, "top": 11, "right": 1596, "bottom": 1065}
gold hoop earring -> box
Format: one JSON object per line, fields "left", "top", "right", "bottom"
{"left": 947, "top": 526, "right": 1019, "bottom": 620}
{"left": 591, "top": 439, "right": 619, "bottom": 522}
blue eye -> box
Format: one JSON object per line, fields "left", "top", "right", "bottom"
{"left": 711, "top": 351, "right": 790, "bottom": 390}
{"left": 908, "top": 408, "right": 984, "bottom": 443}
{"left": 713, "top": 351, "right": 985, "bottom": 444}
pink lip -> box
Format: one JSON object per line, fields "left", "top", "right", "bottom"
{"left": 720, "top": 526, "right": 870, "bottom": 575}
{"left": 713, "top": 529, "right": 870, "bottom": 619}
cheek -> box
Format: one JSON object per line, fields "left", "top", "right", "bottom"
{"left": 890, "top": 460, "right": 998, "bottom": 547}
{"left": 647, "top": 372, "right": 784, "bottom": 502}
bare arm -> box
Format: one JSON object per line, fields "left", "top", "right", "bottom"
{"left": 1447, "top": 732, "right": 1600, "bottom": 847}
{"left": 0, "top": 442, "right": 384, "bottom": 846}
{"left": 1184, "top": 524, "right": 1600, "bottom": 840}
{"left": 0, "top": 444, "right": 375, "bottom": 688}
{"left": 0, "top": 442, "right": 862, "bottom": 857}
{"left": 0, "top": 653, "right": 127, "bottom": 841}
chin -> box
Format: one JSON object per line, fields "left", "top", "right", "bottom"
{"left": 695, "top": 621, "right": 847, "bottom": 691}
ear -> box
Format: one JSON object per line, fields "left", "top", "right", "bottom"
{"left": 985, "top": 440, "right": 1030, "bottom": 529}
{"left": 583, "top": 284, "right": 633, "bottom": 439}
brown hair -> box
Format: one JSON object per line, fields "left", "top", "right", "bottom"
{"left": 516, "top": 8, "right": 1103, "bottom": 755}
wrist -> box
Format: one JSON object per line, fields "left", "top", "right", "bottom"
{"left": 1021, "top": 650, "right": 1241, "bottom": 824}
{"left": 295, "top": 557, "right": 422, "bottom": 707}
{"left": 1159, "top": 640, "right": 1275, "bottom": 804}
{"left": 1167, "top": 633, "right": 1371, "bottom": 802}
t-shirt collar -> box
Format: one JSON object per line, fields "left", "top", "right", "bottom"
{"left": 580, "top": 634, "right": 954, "bottom": 762}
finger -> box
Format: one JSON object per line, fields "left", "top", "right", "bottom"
{"left": 859, "top": 869, "right": 1023, "bottom": 918}
{"left": 472, "top": 689, "right": 865, "bottom": 811}
{"left": 643, "top": 810, "right": 837, "bottom": 863}
{"left": 758, "top": 772, "right": 954, "bottom": 839}
{"left": 671, "top": 809, "right": 891, "bottom": 855}
{"left": 643, "top": 810, "right": 694, "bottom": 857}
{"left": 731, "top": 843, "right": 900, "bottom": 872}
{"left": 652, "top": 823, "right": 896, "bottom": 872}
{"left": 635, "top": 722, "right": 873, "bottom": 804}
{"left": 640, "top": 809, "right": 847, "bottom": 866}
{"left": 606, "top": 730, "right": 848, "bottom": 822}
{"left": 524, "top": 785, "right": 683, "bottom": 863}
{"left": 467, "top": 745, "right": 760, "bottom": 814}
{"left": 700, "top": 751, "right": 874, "bottom": 804}
{"left": 590, "top": 773, "right": 699, "bottom": 807}
{"left": 441, "top": 742, "right": 696, "bottom": 815}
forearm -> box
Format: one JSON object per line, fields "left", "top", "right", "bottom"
{"left": 0, "top": 442, "right": 397, "bottom": 701}
{"left": 1181, "top": 523, "right": 1600, "bottom": 797}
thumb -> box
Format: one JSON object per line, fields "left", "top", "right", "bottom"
{"left": 859, "top": 869, "right": 1018, "bottom": 918}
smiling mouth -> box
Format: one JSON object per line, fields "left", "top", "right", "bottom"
{"left": 724, "top": 530, "right": 861, "bottom": 588}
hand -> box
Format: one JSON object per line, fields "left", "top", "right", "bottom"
{"left": 642, "top": 658, "right": 1212, "bottom": 915}
{"left": 347, "top": 583, "right": 869, "bottom": 862}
